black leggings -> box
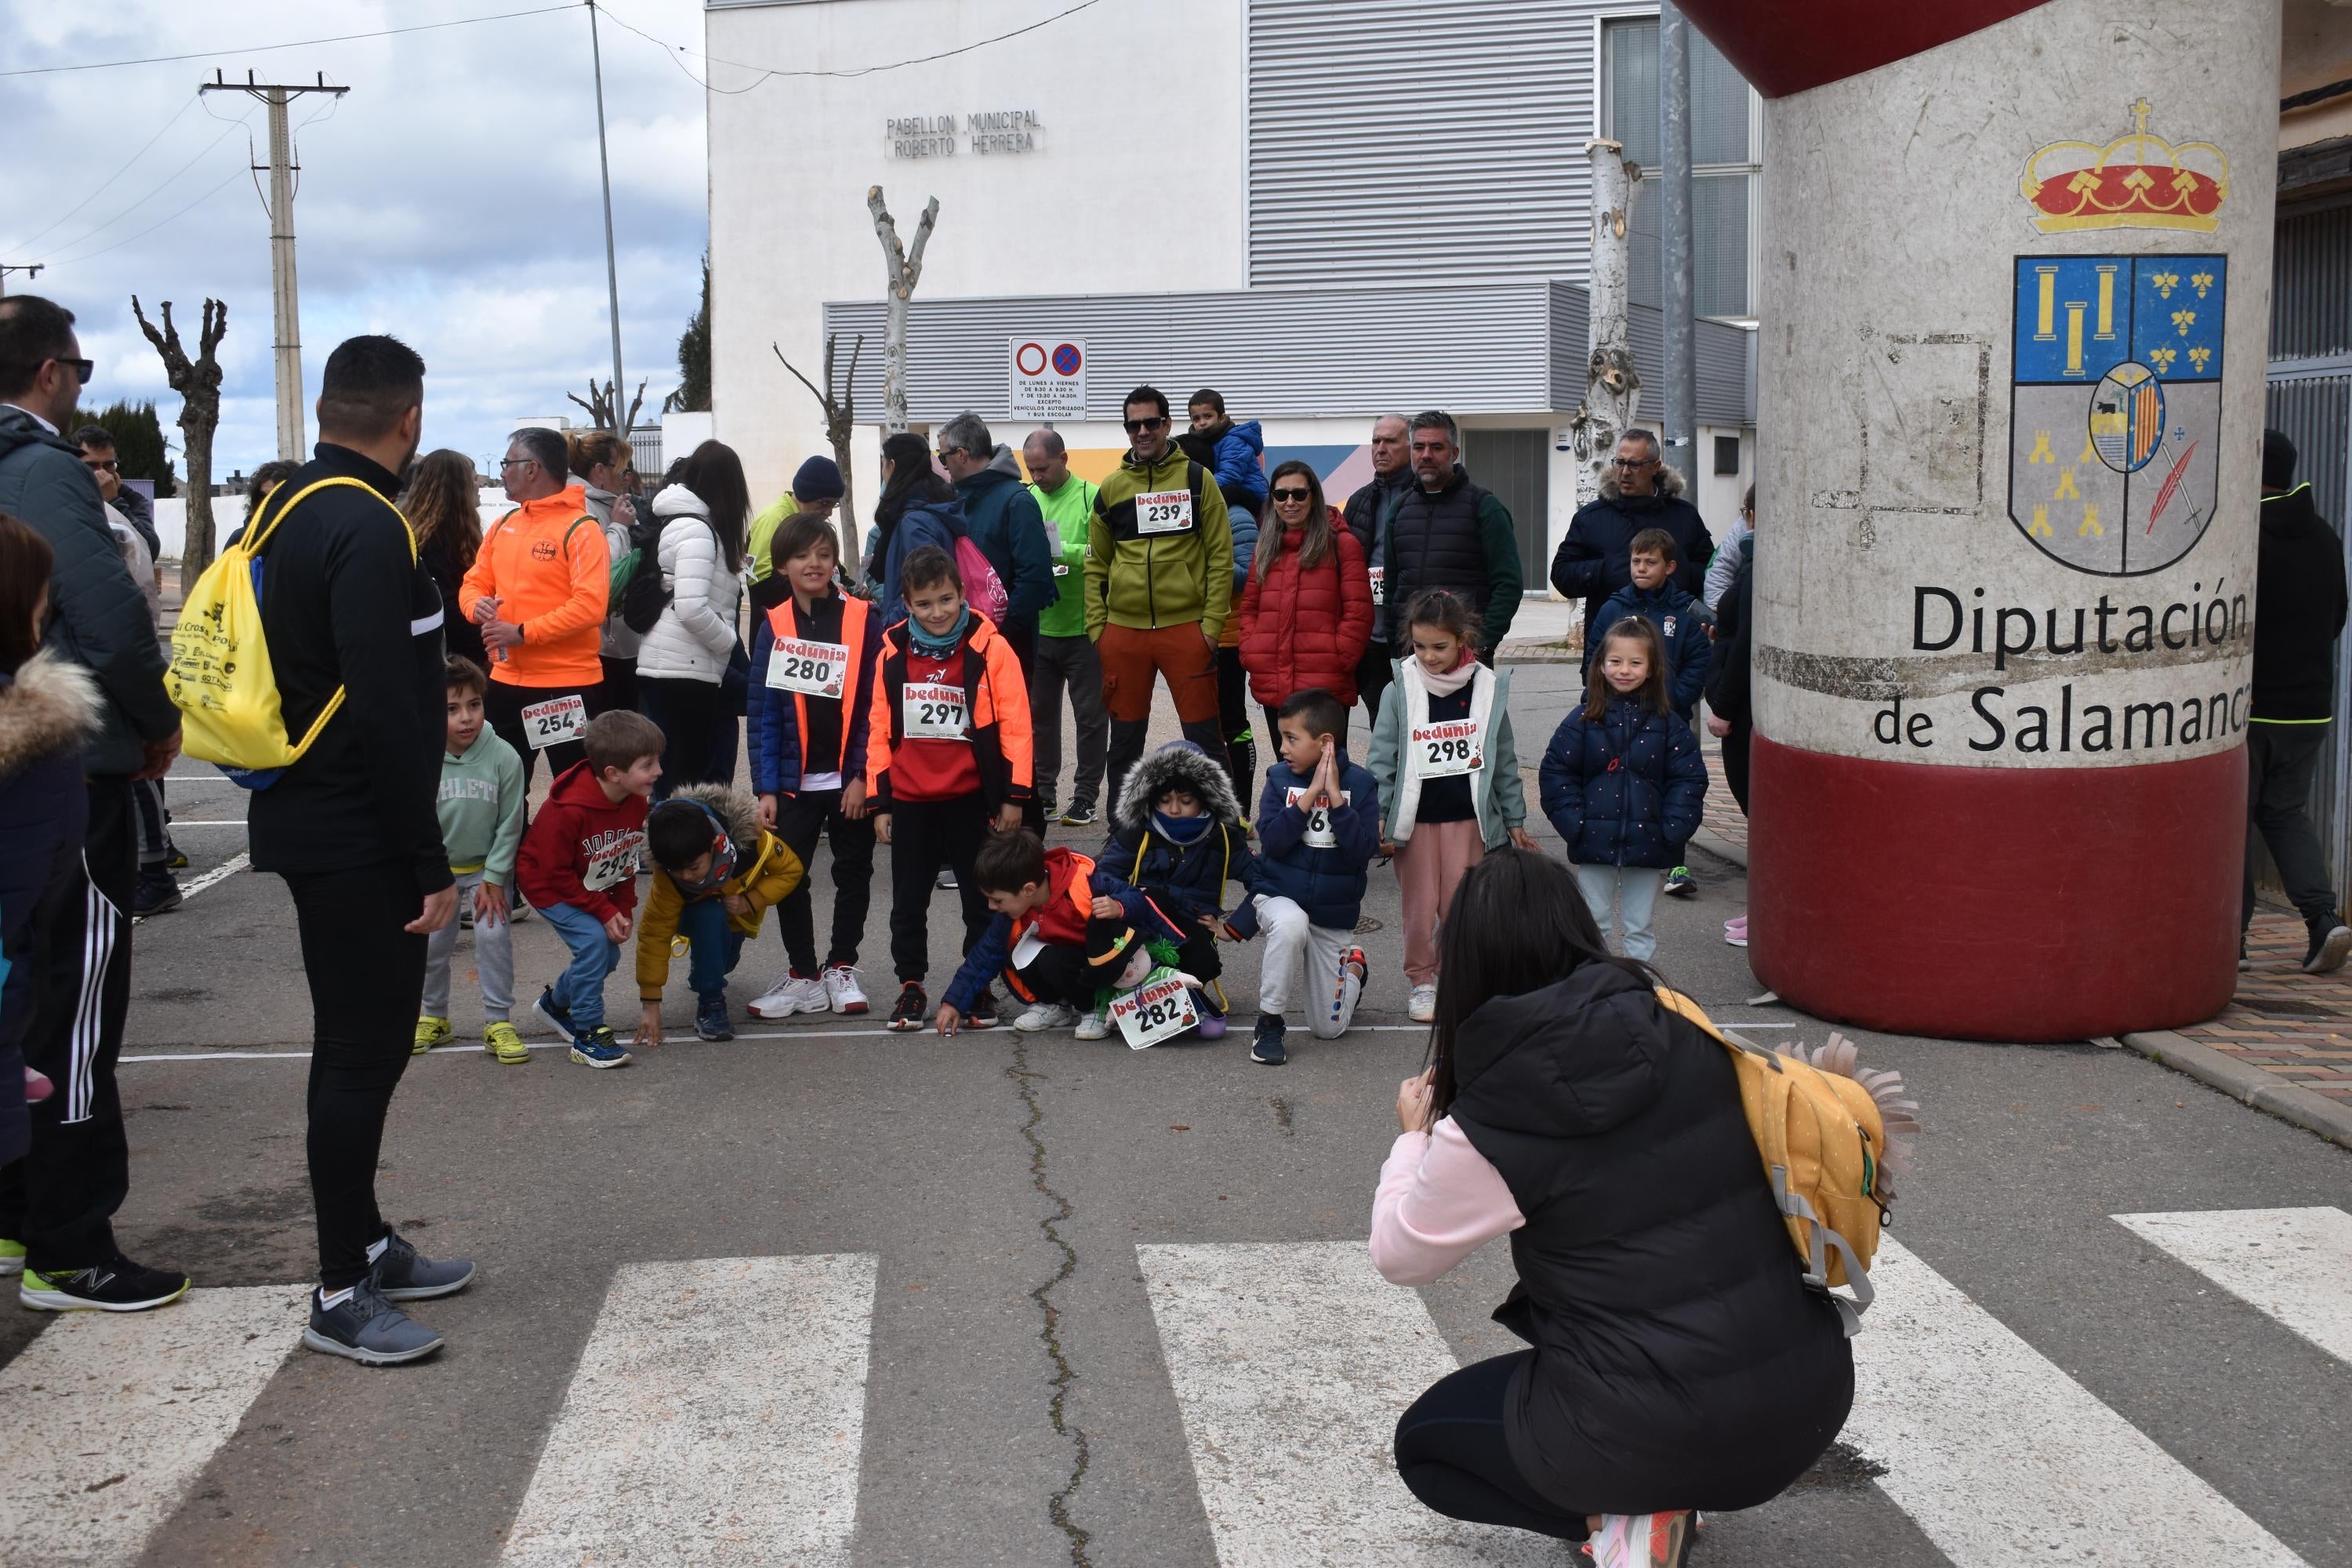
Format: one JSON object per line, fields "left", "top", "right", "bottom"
{"left": 1395, "top": 1352, "right": 1591, "bottom": 1542}
{"left": 284, "top": 860, "right": 428, "bottom": 1290}
{"left": 640, "top": 675, "right": 726, "bottom": 796}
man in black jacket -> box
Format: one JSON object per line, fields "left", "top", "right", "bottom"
{"left": 2245, "top": 430, "right": 2352, "bottom": 975}
{"left": 1384, "top": 411, "right": 1523, "bottom": 659}
{"left": 1343, "top": 413, "right": 1412, "bottom": 721}
{"left": 0, "top": 296, "right": 189, "bottom": 1313}
{"left": 251, "top": 336, "right": 474, "bottom": 1364}
{"left": 1552, "top": 429, "right": 1715, "bottom": 654}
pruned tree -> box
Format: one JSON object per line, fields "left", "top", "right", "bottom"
{"left": 569, "top": 376, "right": 648, "bottom": 434}
{"left": 774, "top": 332, "right": 865, "bottom": 564}
{"left": 131, "top": 295, "right": 225, "bottom": 586}
{"left": 867, "top": 186, "right": 938, "bottom": 434}
{"left": 1570, "top": 141, "right": 1644, "bottom": 514}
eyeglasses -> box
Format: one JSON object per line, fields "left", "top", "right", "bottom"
{"left": 1270, "top": 488, "right": 1313, "bottom": 503}
{"left": 1613, "top": 456, "right": 1656, "bottom": 469}
{"left": 55, "top": 357, "right": 93, "bottom": 385}
{"left": 82, "top": 456, "right": 118, "bottom": 473}
{"left": 499, "top": 457, "right": 534, "bottom": 470}
{"left": 1123, "top": 416, "right": 1167, "bottom": 434}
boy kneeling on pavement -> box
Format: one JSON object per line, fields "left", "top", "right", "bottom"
{"left": 1248, "top": 688, "right": 1378, "bottom": 1065}
{"left": 635, "top": 786, "right": 807, "bottom": 1046}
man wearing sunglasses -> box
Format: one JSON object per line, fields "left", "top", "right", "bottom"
{"left": 1086, "top": 384, "right": 1236, "bottom": 811}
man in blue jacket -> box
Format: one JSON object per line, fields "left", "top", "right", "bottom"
{"left": 1552, "top": 429, "right": 1715, "bottom": 655}
{"left": 939, "top": 411, "right": 1057, "bottom": 832}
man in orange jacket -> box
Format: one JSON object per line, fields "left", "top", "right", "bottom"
{"left": 460, "top": 426, "right": 612, "bottom": 782}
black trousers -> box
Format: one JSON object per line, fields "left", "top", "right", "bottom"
{"left": 1721, "top": 720, "right": 1752, "bottom": 816}
{"left": 1010, "top": 916, "right": 1142, "bottom": 1009}
{"left": 283, "top": 860, "right": 428, "bottom": 1290}
{"left": 1396, "top": 1351, "right": 1590, "bottom": 1542}
{"left": 1215, "top": 646, "right": 1257, "bottom": 819}
{"left": 639, "top": 675, "right": 724, "bottom": 797}
{"left": 599, "top": 654, "right": 641, "bottom": 714}
{"left": 0, "top": 779, "right": 136, "bottom": 1272}
{"left": 887, "top": 794, "right": 992, "bottom": 984}
{"left": 2245, "top": 723, "right": 2341, "bottom": 930}
{"left": 773, "top": 786, "right": 878, "bottom": 971}
{"left": 1001, "top": 621, "right": 1047, "bottom": 837}
{"left": 1356, "top": 642, "right": 1394, "bottom": 735}
{"left": 486, "top": 678, "right": 604, "bottom": 786}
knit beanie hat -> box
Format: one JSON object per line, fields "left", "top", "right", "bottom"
{"left": 2261, "top": 429, "right": 2297, "bottom": 492}
{"left": 793, "top": 456, "right": 847, "bottom": 503}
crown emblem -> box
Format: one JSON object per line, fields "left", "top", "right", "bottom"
{"left": 2021, "top": 100, "right": 2227, "bottom": 234}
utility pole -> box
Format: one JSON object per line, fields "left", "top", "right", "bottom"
{"left": 586, "top": 2, "right": 627, "bottom": 432}
{"left": 201, "top": 70, "right": 347, "bottom": 462}
{"left": 0, "top": 263, "right": 43, "bottom": 297}
{"left": 1657, "top": 4, "right": 1697, "bottom": 468}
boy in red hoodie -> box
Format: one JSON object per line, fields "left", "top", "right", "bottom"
{"left": 517, "top": 709, "right": 665, "bottom": 1068}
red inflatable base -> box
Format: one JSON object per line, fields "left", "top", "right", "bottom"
{"left": 1747, "top": 734, "right": 2244, "bottom": 1042}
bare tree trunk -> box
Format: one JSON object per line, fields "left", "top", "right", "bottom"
{"left": 1571, "top": 142, "right": 1643, "bottom": 515}
{"left": 567, "top": 376, "right": 648, "bottom": 434}
{"left": 867, "top": 187, "right": 939, "bottom": 435}
{"left": 774, "top": 332, "right": 866, "bottom": 568}
{"left": 132, "top": 296, "right": 227, "bottom": 589}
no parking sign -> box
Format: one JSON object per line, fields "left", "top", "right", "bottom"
{"left": 1009, "top": 336, "right": 1085, "bottom": 420}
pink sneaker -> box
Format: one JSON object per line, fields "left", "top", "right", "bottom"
{"left": 1586, "top": 1511, "right": 1695, "bottom": 1567}
{"left": 1723, "top": 914, "right": 1749, "bottom": 948}
{"left": 24, "top": 1067, "right": 52, "bottom": 1104}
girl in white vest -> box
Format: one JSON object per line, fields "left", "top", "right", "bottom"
{"left": 1369, "top": 589, "right": 1538, "bottom": 1023}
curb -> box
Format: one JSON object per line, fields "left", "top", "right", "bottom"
{"left": 1691, "top": 824, "right": 1749, "bottom": 870}
{"left": 2119, "top": 1028, "right": 2352, "bottom": 1150}
{"left": 1496, "top": 646, "right": 1577, "bottom": 665}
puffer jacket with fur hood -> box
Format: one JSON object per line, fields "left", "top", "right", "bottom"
{"left": 637, "top": 484, "right": 744, "bottom": 683}
{"left": 1094, "top": 741, "right": 1265, "bottom": 938}
{"left": 0, "top": 651, "right": 106, "bottom": 1165}
{"left": 1549, "top": 465, "right": 1715, "bottom": 652}
{"left": 634, "top": 783, "right": 805, "bottom": 999}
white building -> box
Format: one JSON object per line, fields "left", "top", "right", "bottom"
{"left": 706, "top": 0, "right": 1762, "bottom": 578}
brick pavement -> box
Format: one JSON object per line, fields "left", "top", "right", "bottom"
{"left": 2176, "top": 910, "right": 2352, "bottom": 1106}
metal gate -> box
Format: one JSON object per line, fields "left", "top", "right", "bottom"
{"left": 1461, "top": 427, "right": 1551, "bottom": 586}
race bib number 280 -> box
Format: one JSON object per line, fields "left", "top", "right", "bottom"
{"left": 766, "top": 637, "right": 849, "bottom": 698}
{"left": 1134, "top": 489, "right": 1194, "bottom": 535}
{"left": 520, "top": 695, "right": 588, "bottom": 750}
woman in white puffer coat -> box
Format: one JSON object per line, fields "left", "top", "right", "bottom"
{"left": 635, "top": 440, "right": 750, "bottom": 793}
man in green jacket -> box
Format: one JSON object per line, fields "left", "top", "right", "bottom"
{"left": 1087, "top": 384, "right": 1233, "bottom": 811}
{"left": 1024, "top": 428, "right": 1105, "bottom": 826}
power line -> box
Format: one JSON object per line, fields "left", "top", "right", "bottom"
{"left": 38, "top": 109, "right": 253, "bottom": 262}
{"left": 597, "top": 0, "right": 1109, "bottom": 92}
{"left": 48, "top": 165, "right": 250, "bottom": 267}
{"left": 0, "top": 4, "right": 576, "bottom": 78}
{"left": 2, "top": 92, "right": 199, "bottom": 254}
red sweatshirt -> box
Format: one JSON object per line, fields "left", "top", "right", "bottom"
{"left": 516, "top": 760, "right": 649, "bottom": 922}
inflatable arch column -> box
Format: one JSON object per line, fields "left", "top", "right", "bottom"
{"left": 1673, "top": 1, "right": 2281, "bottom": 1040}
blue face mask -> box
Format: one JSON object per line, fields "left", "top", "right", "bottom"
{"left": 671, "top": 804, "right": 739, "bottom": 895}
{"left": 1153, "top": 808, "right": 1212, "bottom": 843}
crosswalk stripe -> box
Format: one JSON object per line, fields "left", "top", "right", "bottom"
{"left": 1850, "top": 1238, "right": 2309, "bottom": 1568}
{"left": 499, "top": 1254, "right": 877, "bottom": 1566}
{"left": 2111, "top": 1206, "right": 2352, "bottom": 1368}
{"left": 1138, "top": 1240, "right": 1557, "bottom": 1566}
{"left": 0, "top": 1284, "right": 308, "bottom": 1567}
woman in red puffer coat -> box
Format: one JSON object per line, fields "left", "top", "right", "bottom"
{"left": 1238, "top": 460, "right": 1375, "bottom": 742}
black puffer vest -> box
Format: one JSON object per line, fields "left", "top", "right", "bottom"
{"left": 1386, "top": 468, "right": 1490, "bottom": 637}
{"left": 1447, "top": 962, "right": 1855, "bottom": 1514}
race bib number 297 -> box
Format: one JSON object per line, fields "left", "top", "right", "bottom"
{"left": 903, "top": 681, "right": 969, "bottom": 740}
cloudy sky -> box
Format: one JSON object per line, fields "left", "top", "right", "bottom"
{"left": 3, "top": 0, "right": 711, "bottom": 484}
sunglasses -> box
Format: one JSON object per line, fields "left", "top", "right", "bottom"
{"left": 1123, "top": 416, "right": 1167, "bottom": 434}
{"left": 56, "top": 357, "right": 94, "bottom": 385}
{"left": 1270, "top": 487, "right": 1313, "bottom": 503}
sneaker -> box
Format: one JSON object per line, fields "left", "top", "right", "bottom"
{"left": 20, "top": 1254, "right": 190, "bottom": 1312}
{"left": 568, "top": 1026, "right": 633, "bottom": 1069}
{"left": 1724, "top": 925, "right": 1749, "bottom": 949}
{"left": 936, "top": 867, "right": 958, "bottom": 891}
{"left": 0, "top": 1238, "right": 24, "bottom": 1276}
{"left": 132, "top": 873, "right": 182, "bottom": 917}
{"left": 369, "top": 1229, "right": 474, "bottom": 1301}
{"left": 1587, "top": 1510, "right": 1696, "bottom": 1568}
{"left": 748, "top": 968, "right": 829, "bottom": 1019}
{"left": 23, "top": 1068, "right": 49, "bottom": 1104}
{"left": 964, "top": 991, "right": 1000, "bottom": 1030}
{"left": 1408, "top": 984, "right": 1437, "bottom": 1023}
{"left": 303, "top": 1278, "right": 444, "bottom": 1367}
{"left": 822, "top": 963, "right": 869, "bottom": 1015}
{"left": 165, "top": 844, "right": 189, "bottom": 869}
{"left": 459, "top": 902, "right": 475, "bottom": 931}
{"left": 695, "top": 993, "right": 735, "bottom": 1042}
{"left": 1015, "top": 1001, "right": 1080, "bottom": 1033}
{"left": 510, "top": 902, "right": 532, "bottom": 924}
{"left": 482, "top": 1021, "right": 530, "bottom": 1064}
{"left": 1663, "top": 866, "right": 1695, "bottom": 897}
{"left": 413, "top": 1015, "right": 454, "bottom": 1054}
{"left": 2304, "top": 922, "right": 2352, "bottom": 975}
{"left": 1250, "top": 1014, "right": 1287, "bottom": 1065}
{"left": 887, "top": 982, "right": 928, "bottom": 1033}
{"left": 1058, "top": 804, "right": 1098, "bottom": 827}
{"left": 534, "top": 985, "right": 582, "bottom": 1044}
{"left": 1334, "top": 946, "right": 1367, "bottom": 1027}
{"left": 1193, "top": 993, "right": 1227, "bottom": 1040}
{"left": 1074, "top": 1005, "right": 1111, "bottom": 1040}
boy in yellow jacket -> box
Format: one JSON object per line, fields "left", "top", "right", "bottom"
{"left": 633, "top": 785, "right": 804, "bottom": 1044}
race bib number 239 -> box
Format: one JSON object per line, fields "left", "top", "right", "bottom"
{"left": 1134, "top": 489, "right": 1194, "bottom": 535}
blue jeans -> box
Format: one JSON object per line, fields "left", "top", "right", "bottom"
{"left": 676, "top": 895, "right": 746, "bottom": 1000}
{"left": 535, "top": 900, "right": 620, "bottom": 1029}
{"left": 1573, "top": 864, "right": 1666, "bottom": 962}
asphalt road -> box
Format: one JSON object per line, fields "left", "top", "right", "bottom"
{"left": 3, "top": 663, "right": 2347, "bottom": 1568}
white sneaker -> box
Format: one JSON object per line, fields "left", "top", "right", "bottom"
{"left": 1074, "top": 1006, "right": 1111, "bottom": 1040}
{"left": 1408, "top": 984, "right": 1437, "bottom": 1023}
{"left": 1587, "top": 1511, "right": 1695, "bottom": 1567}
{"left": 1015, "top": 1001, "right": 1080, "bottom": 1033}
{"left": 747, "top": 970, "right": 829, "bottom": 1018}
{"left": 821, "top": 963, "right": 869, "bottom": 1015}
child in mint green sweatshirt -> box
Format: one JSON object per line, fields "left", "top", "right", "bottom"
{"left": 419, "top": 657, "right": 529, "bottom": 1062}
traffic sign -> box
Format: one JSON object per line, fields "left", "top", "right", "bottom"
{"left": 1009, "top": 336, "right": 1084, "bottom": 420}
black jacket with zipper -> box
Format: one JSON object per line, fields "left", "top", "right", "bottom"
{"left": 2252, "top": 484, "right": 2348, "bottom": 724}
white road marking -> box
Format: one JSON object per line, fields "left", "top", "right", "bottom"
{"left": 500, "top": 1254, "right": 877, "bottom": 1566}
{"left": 1849, "top": 1239, "right": 2308, "bottom": 1568}
{"left": 159, "top": 821, "right": 247, "bottom": 827}
{"left": 0, "top": 1285, "right": 308, "bottom": 1567}
{"left": 176, "top": 851, "right": 248, "bottom": 900}
{"left": 2112, "top": 1207, "right": 2352, "bottom": 1368}
{"left": 1138, "top": 1240, "right": 1555, "bottom": 1566}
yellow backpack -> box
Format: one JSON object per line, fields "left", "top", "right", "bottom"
{"left": 1655, "top": 988, "right": 1918, "bottom": 1333}
{"left": 166, "top": 476, "right": 416, "bottom": 788}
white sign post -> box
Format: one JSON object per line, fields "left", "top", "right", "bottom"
{"left": 1008, "top": 337, "right": 1085, "bottom": 421}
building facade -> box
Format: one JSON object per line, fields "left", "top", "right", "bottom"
{"left": 705, "top": 0, "right": 1763, "bottom": 572}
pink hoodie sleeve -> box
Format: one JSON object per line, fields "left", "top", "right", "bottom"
{"left": 1369, "top": 1116, "right": 1526, "bottom": 1287}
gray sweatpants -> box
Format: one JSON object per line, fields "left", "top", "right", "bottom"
{"left": 1033, "top": 632, "right": 1109, "bottom": 815}
{"left": 423, "top": 869, "right": 515, "bottom": 1022}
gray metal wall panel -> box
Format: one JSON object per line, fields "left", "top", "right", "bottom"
{"left": 2272, "top": 202, "right": 2352, "bottom": 361}
{"left": 1549, "top": 280, "right": 1590, "bottom": 412}
{"left": 1462, "top": 428, "right": 1552, "bottom": 583}
{"left": 1246, "top": 0, "right": 1599, "bottom": 287}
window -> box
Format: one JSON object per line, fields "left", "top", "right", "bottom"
{"left": 1714, "top": 434, "right": 1742, "bottom": 476}
{"left": 1602, "top": 18, "right": 1762, "bottom": 320}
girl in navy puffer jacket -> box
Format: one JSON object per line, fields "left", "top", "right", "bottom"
{"left": 1538, "top": 616, "right": 1707, "bottom": 961}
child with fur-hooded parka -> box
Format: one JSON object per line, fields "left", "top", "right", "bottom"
{"left": 635, "top": 783, "right": 806, "bottom": 1018}
{"left": 1092, "top": 740, "right": 1264, "bottom": 1026}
